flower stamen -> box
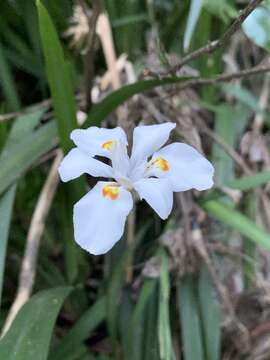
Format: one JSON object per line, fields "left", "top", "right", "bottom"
{"left": 102, "top": 140, "right": 116, "bottom": 150}
{"left": 153, "top": 157, "right": 170, "bottom": 172}
{"left": 102, "top": 184, "right": 120, "bottom": 200}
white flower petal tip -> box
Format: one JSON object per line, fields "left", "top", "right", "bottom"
{"left": 70, "top": 126, "right": 127, "bottom": 158}
{"left": 134, "top": 178, "right": 173, "bottom": 220}
{"left": 131, "top": 122, "right": 176, "bottom": 165}
{"left": 73, "top": 182, "right": 133, "bottom": 255}
{"left": 58, "top": 148, "right": 114, "bottom": 182}
{"left": 150, "top": 143, "right": 214, "bottom": 192}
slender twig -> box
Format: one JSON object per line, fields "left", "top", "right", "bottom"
{"left": 96, "top": 13, "right": 121, "bottom": 90}
{"left": 178, "top": 60, "right": 270, "bottom": 91}
{"left": 163, "top": 0, "right": 263, "bottom": 75}
{"left": 78, "top": 0, "right": 101, "bottom": 112}
{"left": 1, "top": 151, "right": 63, "bottom": 336}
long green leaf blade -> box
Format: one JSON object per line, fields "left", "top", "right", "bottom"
{"left": 51, "top": 297, "right": 106, "bottom": 360}
{"left": 0, "top": 287, "right": 72, "bottom": 360}
{"left": 0, "top": 121, "right": 57, "bottom": 196}
{"left": 226, "top": 171, "right": 270, "bottom": 191}
{"left": 85, "top": 77, "right": 192, "bottom": 127}
{"left": 37, "top": 0, "right": 77, "bottom": 153}
{"left": 178, "top": 276, "right": 204, "bottom": 360}
{"left": 202, "top": 199, "right": 270, "bottom": 250}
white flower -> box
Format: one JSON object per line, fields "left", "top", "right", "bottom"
{"left": 58, "top": 122, "right": 214, "bottom": 255}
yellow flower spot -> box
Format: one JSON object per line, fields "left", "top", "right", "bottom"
{"left": 154, "top": 157, "right": 170, "bottom": 172}
{"left": 102, "top": 140, "right": 115, "bottom": 150}
{"left": 102, "top": 185, "right": 120, "bottom": 200}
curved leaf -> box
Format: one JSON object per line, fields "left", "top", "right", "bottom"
{"left": 85, "top": 76, "right": 192, "bottom": 127}
{"left": 0, "top": 287, "right": 72, "bottom": 360}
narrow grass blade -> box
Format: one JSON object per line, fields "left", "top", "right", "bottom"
{"left": 51, "top": 297, "right": 106, "bottom": 360}
{"left": 158, "top": 249, "right": 175, "bottom": 360}
{"left": 0, "top": 287, "right": 72, "bottom": 360}
{"left": 85, "top": 76, "right": 192, "bottom": 127}
{"left": 202, "top": 199, "right": 270, "bottom": 251}
{"left": 226, "top": 171, "right": 270, "bottom": 191}
{"left": 127, "top": 279, "right": 157, "bottom": 360}
{"left": 0, "top": 41, "right": 20, "bottom": 111}
{"left": 198, "top": 268, "right": 220, "bottom": 360}
{"left": 37, "top": 0, "right": 77, "bottom": 153}
{"left": 178, "top": 276, "right": 204, "bottom": 360}
{"left": 0, "top": 110, "right": 45, "bottom": 309}
{"left": 0, "top": 121, "right": 57, "bottom": 196}
{"left": 243, "top": 192, "right": 257, "bottom": 289}
{"left": 0, "top": 186, "right": 16, "bottom": 310}
{"left": 183, "top": 0, "right": 203, "bottom": 51}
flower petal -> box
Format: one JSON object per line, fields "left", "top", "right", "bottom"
{"left": 133, "top": 178, "right": 173, "bottom": 220}
{"left": 58, "top": 148, "right": 114, "bottom": 182}
{"left": 111, "top": 140, "right": 130, "bottom": 178}
{"left": 150, "top": 143, "right": 214, "bottom": 191}
{"left": 70, "top": 126, "right": 128, "bottom": 158}
{"left": 73, "top": 181, "right": 133, "bottom": 255}
{"left": 130, "top": 122, "right": 176, "bottom": 165}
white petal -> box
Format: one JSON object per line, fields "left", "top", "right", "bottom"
{"left": 58, "top": 148, "right": 114, "bottom": 182}
{"left": 70, "top": 126, "right": 127, "bottom": 158}
{"left": 130, "top": 122, "right": 176, "bottom": 165}
{"left": 133, "top": 178, "right": 173, "bottom": 220}
{"left": 73, "top": 181, "right": 133, "bottom": 255}
{"left": 111, "top": 140, "right": 130, "bottom": 178}
{"left": 150, "top": 143, "right": 214, "bottom": 191}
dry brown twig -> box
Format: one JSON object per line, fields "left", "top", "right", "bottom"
{"left": 158, "top": 0, "right": 264, "bottom": 76}
{"left": 96, "top": 12, "right": 121, "bottom": 90}
{"left": 1, "top": 150, "right": 63, "bottom": 336}
{"left": 78, "top": 0, "right": 101, "bottom": 112}
{"left": 178, "top": 59, "right": 270, "bottom": 90}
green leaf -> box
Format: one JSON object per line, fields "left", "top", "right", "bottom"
{"left": 37, "top": 0, "right": 77, "bottom": 153}
{"left": 226, "top": 170, "right": 270, "bottom": 191}
{"left": 0, "top": 110, "right": 45, "bottom": 308}
{"left": 85, "top": 77, "right": 192, "bottom": 127}
{"left": 0, "top": 121, "right": 57, "bottom": 196}
{"left": 127, "top": 279, "right": 156, "bottom": 360}
{"left": 0, "top": 287, "right": 72, "bottom": 360}
{"left": 0, "top": 186, "right": 16, "bottom": 309}
{"left": 158, "top": 250, "right": 175, "bottom": 360}
{"left": 202, "top": 199, "right": 270, "bottom": 251}
{"left": 0, "top": 41, "right": 20, "bottom": 111}
{"left": 178, "top": 276, "right": 204, "bottom": 360}
{"left": 51, "top": 297, "right": 106, "bottom": 360}
{"left": 183, "top": 0, "right": 203, "bottom": 51}
{"left": 198, "top": 268, "right": 220, "bottom": 360}
{"left": 242, "top": 6, "right": 270, "bottom": 51}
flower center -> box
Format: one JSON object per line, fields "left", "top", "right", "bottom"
{"left": 102, "top": 184, "right": 120, "bottom": 200}
{"left": 153, "top": 157, "right": 170, "bottom": 172}
{"left": 102, "top": 140, "right": 116, "bottom": 150}
{"left": 116, "top": 177, "right": 133, "bottom": 191}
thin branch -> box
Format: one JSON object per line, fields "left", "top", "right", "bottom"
{"left": 1, "top": 151, "right": 63, "bottom": 336}
{"left": 96, "top": 12, "right": 121, "bottom": 90}
{"left": 163, "top": 0, "right": 263, "bottom": 75}
{"left": 178, "top": 60, "right": 270, "bottom": 91}
{"left": 78, "top": 0, "right": 101, "bottom": 112}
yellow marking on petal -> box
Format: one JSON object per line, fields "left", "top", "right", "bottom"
{"left": 101, "top": 140, "right": 115, "bottom": 150}
{"left": 102, "top": 185, "right": 120, "bottom": 200}
{"left": 154, "top": 157, "right": 170, "bottom": 172}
